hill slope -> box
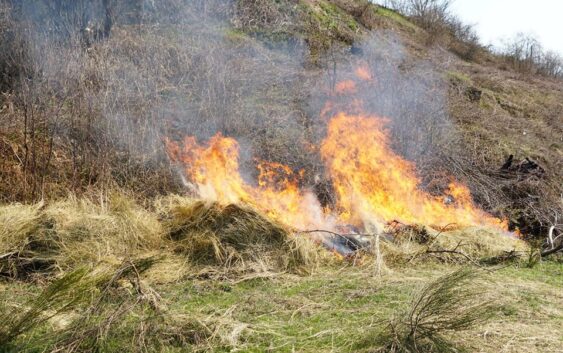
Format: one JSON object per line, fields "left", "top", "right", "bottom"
{"left": 0, "top": 1, "right": 562, "bottom": 352}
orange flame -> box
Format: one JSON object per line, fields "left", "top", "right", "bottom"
{"left": 355, "top": 65, "right": 373, "bottom": 81}
{"left": 165, "top": 135, "right": 328, "bottom": 230}
{"left": 335, "top": 80, "right": 357, "bottom": 94}
{"left": 320, "top": 113, "right": 507, "bottom": 231}
{"left": 166, "top": 63, "right": 508, "bottom": 235}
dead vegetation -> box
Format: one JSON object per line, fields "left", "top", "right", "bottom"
{"left": 0, "top": 193, "right": 560, "bottom": 352}
{"left": 0, "top": 192, "right": 536, "bottom": 284}
{"left": 0, "top": 194, "right": 322, "bottom": 281}
{"left": 0, "top": 1, "right": 561, "bottom": 352}
{"left": 158, "top": 196, "right": 319, "bottom": 274}
{"left": 0, "top": 0, "right": 560, "bottom": 246}
{"left": 371, "top": 269, "right": 498, "bottom": 353}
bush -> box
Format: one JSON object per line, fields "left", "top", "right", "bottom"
{"left": 500, "top": 33, "right": 563, "bottom": 79}
{"left": 381, "top": 0, "right": 451, "bottom": 30}
{"left": 372, "top": 269, "right": 498, "bottom": 352}
{"left": 379, "top": 0, "right": 483, "bottom": 60}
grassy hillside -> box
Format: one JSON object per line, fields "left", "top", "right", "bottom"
{"left": 0, "top": 0, "right": 560, "bottom": 236}
{"left": 0, "top": 1, "right": 562, "bottom": 352}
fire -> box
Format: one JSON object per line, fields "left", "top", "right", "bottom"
{"left": 355, "top": 65, "right": 373, "bottom": 81}
{"left": 166, "top": 63, "right": 508, "bottom": 236}
{"left": 165, "top": 135, "right": 328, "bottom": 230}
{"left": 335, "top": 80, "right": 357, "bottom": 94}
{"left": 320, "top": 113, "right": 507, "bottom": 231}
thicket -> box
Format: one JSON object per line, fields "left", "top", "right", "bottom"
{"left": 499, "top": 32, "right": 563, "bottom": 78}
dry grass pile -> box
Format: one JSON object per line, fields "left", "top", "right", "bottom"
{"left": 0, "top": 193, "right": 534, "bottom": 281}
{"left": 0, "top": 194, "right": 164, "bottom": 279}
{"left": 0, "top": 202, "right": 56, "bottom": 278}
{"left": 0, "top": 202, "right": 44, "bottom": 255}
{"left": 44, "top": 194, "right": 164, "bottom": 270}
{"left": 158, "top": 196, "right": 319, "bottom": 273}
{"left": 381, "top": 225, "right": 528, "bottom": 266}
{"left": 1, "top": 194, "right": 322, "bottom": 280}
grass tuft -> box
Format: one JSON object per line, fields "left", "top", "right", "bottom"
{"left": 372, "top": 269, "right": 498, "bottom": 353}
{"left": 0, "top": 268, "right": 91, "bottom": 349}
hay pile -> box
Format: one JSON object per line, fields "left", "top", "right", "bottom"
{"left": 44, "top": 194, "right": 164, "bottom": 270}
{"left": 0, "top": 194, "right": 164, "bottom": 278}
{"left": 0, "top": 202, "right": 51, "bottom": 278}
{"left": 0, "top": 194, "right": 319, "bottom": 280}
{"left": 1, "top": 192, "right": 533, "bottom": 280}
{"left": 158, "top": 196, "right": 318, "bottom": 273}
{"left": 381, "top": 224, "right": 529, "bottom": 266}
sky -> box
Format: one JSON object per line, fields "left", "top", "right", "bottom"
{"left": 373, "top": 0, "right": 563, "bottom": 55}
{"left": 450, "top": 0, "right": 563, "bottom": 55}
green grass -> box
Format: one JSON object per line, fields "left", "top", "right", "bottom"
{"left": 1, "top": 260, "right": 562, "bottom": 352}
{"left": 446, "top": 70, "right": 472, "bottom": 84}
{"left": 312, "top": 1, "right": 360, "bottom": 33}
{"left": 375, "top": 6, "right": 418, "bottom": 31}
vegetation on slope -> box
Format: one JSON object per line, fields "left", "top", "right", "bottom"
{"left": 0, "top": 193, "right": 559, "bottom": 352}
{"left": 0, "top": 1, "right": 561, "bottom": 352}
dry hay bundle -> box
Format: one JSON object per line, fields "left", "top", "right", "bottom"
{"left": 0, "top": 202, "right": 56, "bottom": 278}
{"left": 159, "top": 196, "right": 317, "bottom": 273}
{"left": 382, "top": 224, "right": 529, "bottom": 266}
{"left": 0, "top": 194, "right": 164, "bottom": 279}
{"left": 44, "top": 194, "right": 164, "bottom": 270}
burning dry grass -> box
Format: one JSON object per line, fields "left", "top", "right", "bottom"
{"left": 157, "top": 195, "right": 320, "bottom": 274}
{"left": 0, "top": 192, "right": 532, "bottom": 282}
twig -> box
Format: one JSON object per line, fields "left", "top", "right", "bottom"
{"left": 0, "top": 252, "right": 17, "bottom": 260}
{"left": 298, "top": 229, "right": 376, "bottom": 238}
{"left": 411, "top": 240, "right": 494, "bottom": 271}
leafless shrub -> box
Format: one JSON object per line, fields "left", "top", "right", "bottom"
{"left": 445, "top": 15, "right": 481, "bottom": 61}
{"left": 537, "top": 50, "right": 563, "bottom": 78}
{"left": 378, "top": 0, "right": 483, "bottom": 60}
{"left": 382, "top": 0, "right": 452, "bottom": 30}
{"left": 373, "top": 269, "right": 498, "bottom": 353}
{"left": 500, "top": 33, "right": 543, "bottom": 73}
{"left": 232, "top": 0, "right": 299, "bottom": 34}
{"left": 499, "top": 32, "right": 563, "bottom": 79}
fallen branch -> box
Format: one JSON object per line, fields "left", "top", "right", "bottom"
{"left": 298, "top": 229, "right": 375, "bottom": 238}
{"left": 480, "top": 250, "right": 523, "bottom": 265}
{"left": 541, "top": 243, "right": 563, "bottom": 257}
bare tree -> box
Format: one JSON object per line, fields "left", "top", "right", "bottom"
{"left": 500, "top": 32, "right": 562, "bottom": 78}
{"left": 378, "top": 0, "right": 453, "bottom": 30}
{"left": 538, "top": 50, "right": 563, "bottom": 78}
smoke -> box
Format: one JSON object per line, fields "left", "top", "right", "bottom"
{"left": 4, "top": 0, "right": 456, "bottom": 198}
{"left": 307, "top": 31, "right": 454, "bottom": 167}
